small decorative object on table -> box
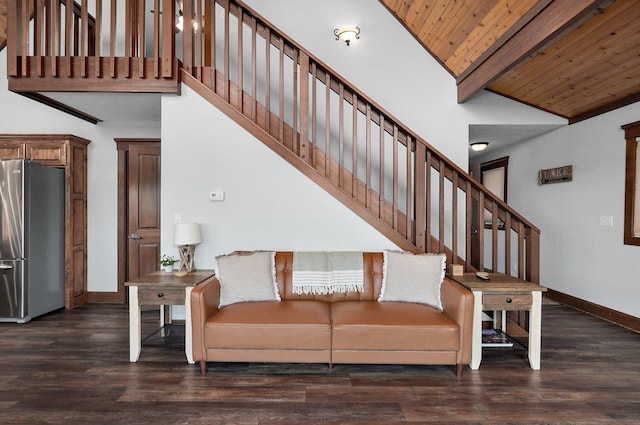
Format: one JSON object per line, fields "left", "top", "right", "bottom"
{"left": 174, "top": 223, "right": 202, "bottom": 273}
{"left": 160, "top": 254, "right": 177, "bottom": 272}
{"left": 447, "top": 264, "right": 464, "bottom": 276}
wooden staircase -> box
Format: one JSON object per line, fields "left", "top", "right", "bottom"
{"left": 4, "top": 0, "right": 540, "bottom": 282}
{"left": 180, "top": 0, "right": 540, "bottom": 282}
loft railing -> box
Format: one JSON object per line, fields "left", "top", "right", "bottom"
{"left": 6, "top": 0, "right": 179, "bottom": 92}
{"left": 180, "top": 0, "right": 540, "bottom": 282}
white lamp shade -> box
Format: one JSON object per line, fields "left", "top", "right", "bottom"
{"left": 174, "top": 223, "right": 202, "bottom": 245}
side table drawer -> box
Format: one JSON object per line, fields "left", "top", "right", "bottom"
{"left": 138, "top": 287, "right": 184, "bottom": 305}
{"left": 483, "top": 293, "right": 532, "bottom": 310}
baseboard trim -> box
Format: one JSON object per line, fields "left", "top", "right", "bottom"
{"left": 86, "top": 291, "right": 125, "bottom": 304}
{"left": 546, "top": 289, "right": 640, "bottom": 332}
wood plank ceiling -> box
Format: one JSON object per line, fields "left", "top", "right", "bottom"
{"left": 380, "top": 0, "right": 640, "bottom": 123}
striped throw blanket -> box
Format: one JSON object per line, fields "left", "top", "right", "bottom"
{"left": 292, "top": 252, "right": 364, "bottom": 295}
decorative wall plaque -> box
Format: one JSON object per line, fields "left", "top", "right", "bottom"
{"left": 538, "top": 165, "right": 572, "bottom": 185}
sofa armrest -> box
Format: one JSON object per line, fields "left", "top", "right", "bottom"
{"left": 440, "top": 277, "right": 474, "bottom": 365}
{"left": 190, "top": 276, "right": 221, "bottom": 362}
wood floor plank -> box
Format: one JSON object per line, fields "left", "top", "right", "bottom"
{"left": 0, "top": 303, "right": 638, "bottom": 424}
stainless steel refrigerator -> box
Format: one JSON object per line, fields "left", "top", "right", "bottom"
{"left": 0, "top": 160, "right": 65, "bottom": 323}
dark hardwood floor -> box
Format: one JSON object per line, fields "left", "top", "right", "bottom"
{"left": 0, "top": 302, "right": 639, "bottom": 424}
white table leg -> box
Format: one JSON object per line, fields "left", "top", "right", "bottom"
{"left": 470, "top": 290, "right": 483, "bottom": 370}
{"left": 492, "top": 310, "right": 507, "bottom": 331}
{"left": 184, "top": 287, "right": 195, "bottom": 364}
{"left": 129, "top": 286, "right": 141, "bottom": 362}
{"left": 528, "top": 291, "right": 543, "bottom": 370}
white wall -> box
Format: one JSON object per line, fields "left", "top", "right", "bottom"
{"left": 86, "top": 122, "right": 160, "bottom": 292}
{"left": 0, "top": 50, "right": 160, "bottom": 293}
{"left": 160, "top": 84, "right": 400, "bottom": 266}
{"left": 474, "top": 102, "right": 640, "bottom": 318}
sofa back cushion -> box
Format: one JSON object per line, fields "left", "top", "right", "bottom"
{"left": 377, "top": 251, "right": 445, "bottom": 310}
{"left": 275, "top": 252, "right": 383, "bottom": 302}
{"left": 217, "top": 251, "right": 281, "bottom": 308}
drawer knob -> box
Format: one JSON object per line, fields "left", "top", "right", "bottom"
{"left": 157, "top": 292, "right": 164, "bottom": 298}
{"left": 506, "top": 298, "right": 512, "bottom": 303}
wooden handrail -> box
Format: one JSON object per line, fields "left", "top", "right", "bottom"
{"left": 180, "top": 0, "right": 540, "bottom": 282}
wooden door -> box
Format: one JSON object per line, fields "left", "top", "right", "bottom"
{"left": 469, "top": 157, "right": 509, "bottom": 272}
{"left": 116, "top": 140, "right": 161, "bottom": 301}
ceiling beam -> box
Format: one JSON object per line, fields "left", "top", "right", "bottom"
{"left": 456, "top": 0, "right": 614, "bottom": 103}
{"left": 18, "top": 92, "right": 101, "bottom": 124}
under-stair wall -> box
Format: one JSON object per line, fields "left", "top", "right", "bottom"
{"left": 162, "top": 83, "right": 401, "bottom": 258}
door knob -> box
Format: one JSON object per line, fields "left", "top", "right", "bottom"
{"left": 129, "top": 233, "right": 142, "bottom": 240}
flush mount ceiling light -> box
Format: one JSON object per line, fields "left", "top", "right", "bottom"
{"left": 470, "top": 142, "right": 489, "bottom": 152}
{"left": 334, "top": 26, "right": 360, "bottom": 46}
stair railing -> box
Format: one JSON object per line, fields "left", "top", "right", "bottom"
{"left": 179, "top": 0, "right": 540, "bottom": 282}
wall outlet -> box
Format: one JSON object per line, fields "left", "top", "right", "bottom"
{"left": 174, "top": 213, "right": 182, "bottom": 224}
{"left": 209, "top": 191, "right": 225, "bottom": 201}
{"left": 599, "top": 215, "right": 613, "bottom": 227}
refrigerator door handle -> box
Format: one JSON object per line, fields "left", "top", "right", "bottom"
{"left": 129, "top": 233, "right": 142, "bottom": 240}
{"left": 0, "top": 264, "right": 13, "bottom": 270}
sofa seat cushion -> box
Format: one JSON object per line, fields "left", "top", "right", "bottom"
{"left": 331, "top": 301, "right": 460, "bottom": 351}
{"left": 204, "top": 301, "right": 331, "bottom": 350}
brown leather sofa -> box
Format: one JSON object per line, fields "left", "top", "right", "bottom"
{"left": 191, "top": 252, "right": 474, "bottom": 377}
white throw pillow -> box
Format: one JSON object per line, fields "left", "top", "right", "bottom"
{"left": 216, "top": 251, "right": 281, "bottom": 308}
{"left": 377, "top": 250, "right": 445, "bottom": 310}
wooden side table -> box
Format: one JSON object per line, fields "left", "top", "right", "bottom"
{"left": 448, "top": 273, "right": 547, "bottom": 370}
{"left": 125, "top": 270, "right": 215, "bottom": 363}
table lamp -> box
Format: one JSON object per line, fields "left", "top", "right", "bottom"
{"left": 174, "top": 223, "right": 202, "bottom": 272}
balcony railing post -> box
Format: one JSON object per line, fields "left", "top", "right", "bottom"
{"left": 94, "top": 0, "right": 102, "bottom": 77}
{"left": 7, "top": 0, "right": 20, "bottom": 77}
{"left": 81, "top": 0, "right": 89, "bottom": 77}
{"left": 162, "top": 0, "right": 176, "bottom": 78}
{"left": 20, "top": 0, "right": 30, "bottom": 77}
{"left": 183, "top": 0, "right": 195, "bottom": 76}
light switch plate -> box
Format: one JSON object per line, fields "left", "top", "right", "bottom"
{"left": 209, "top": 191, "right": 225, "bottom": 201}
{"left": 599, "top": 216, "right": 613, "bottom": 227}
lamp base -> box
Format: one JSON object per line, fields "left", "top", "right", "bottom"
{"left": 177, "top": 244, "right": 196, "bottom": 273}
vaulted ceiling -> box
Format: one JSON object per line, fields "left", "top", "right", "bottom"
{"left": 380, "top": 0, "right": 640, "bottom": 123}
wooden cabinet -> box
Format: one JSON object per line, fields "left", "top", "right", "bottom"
{"left": 0, "top": 135, "right": 90, "bottom": 309}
